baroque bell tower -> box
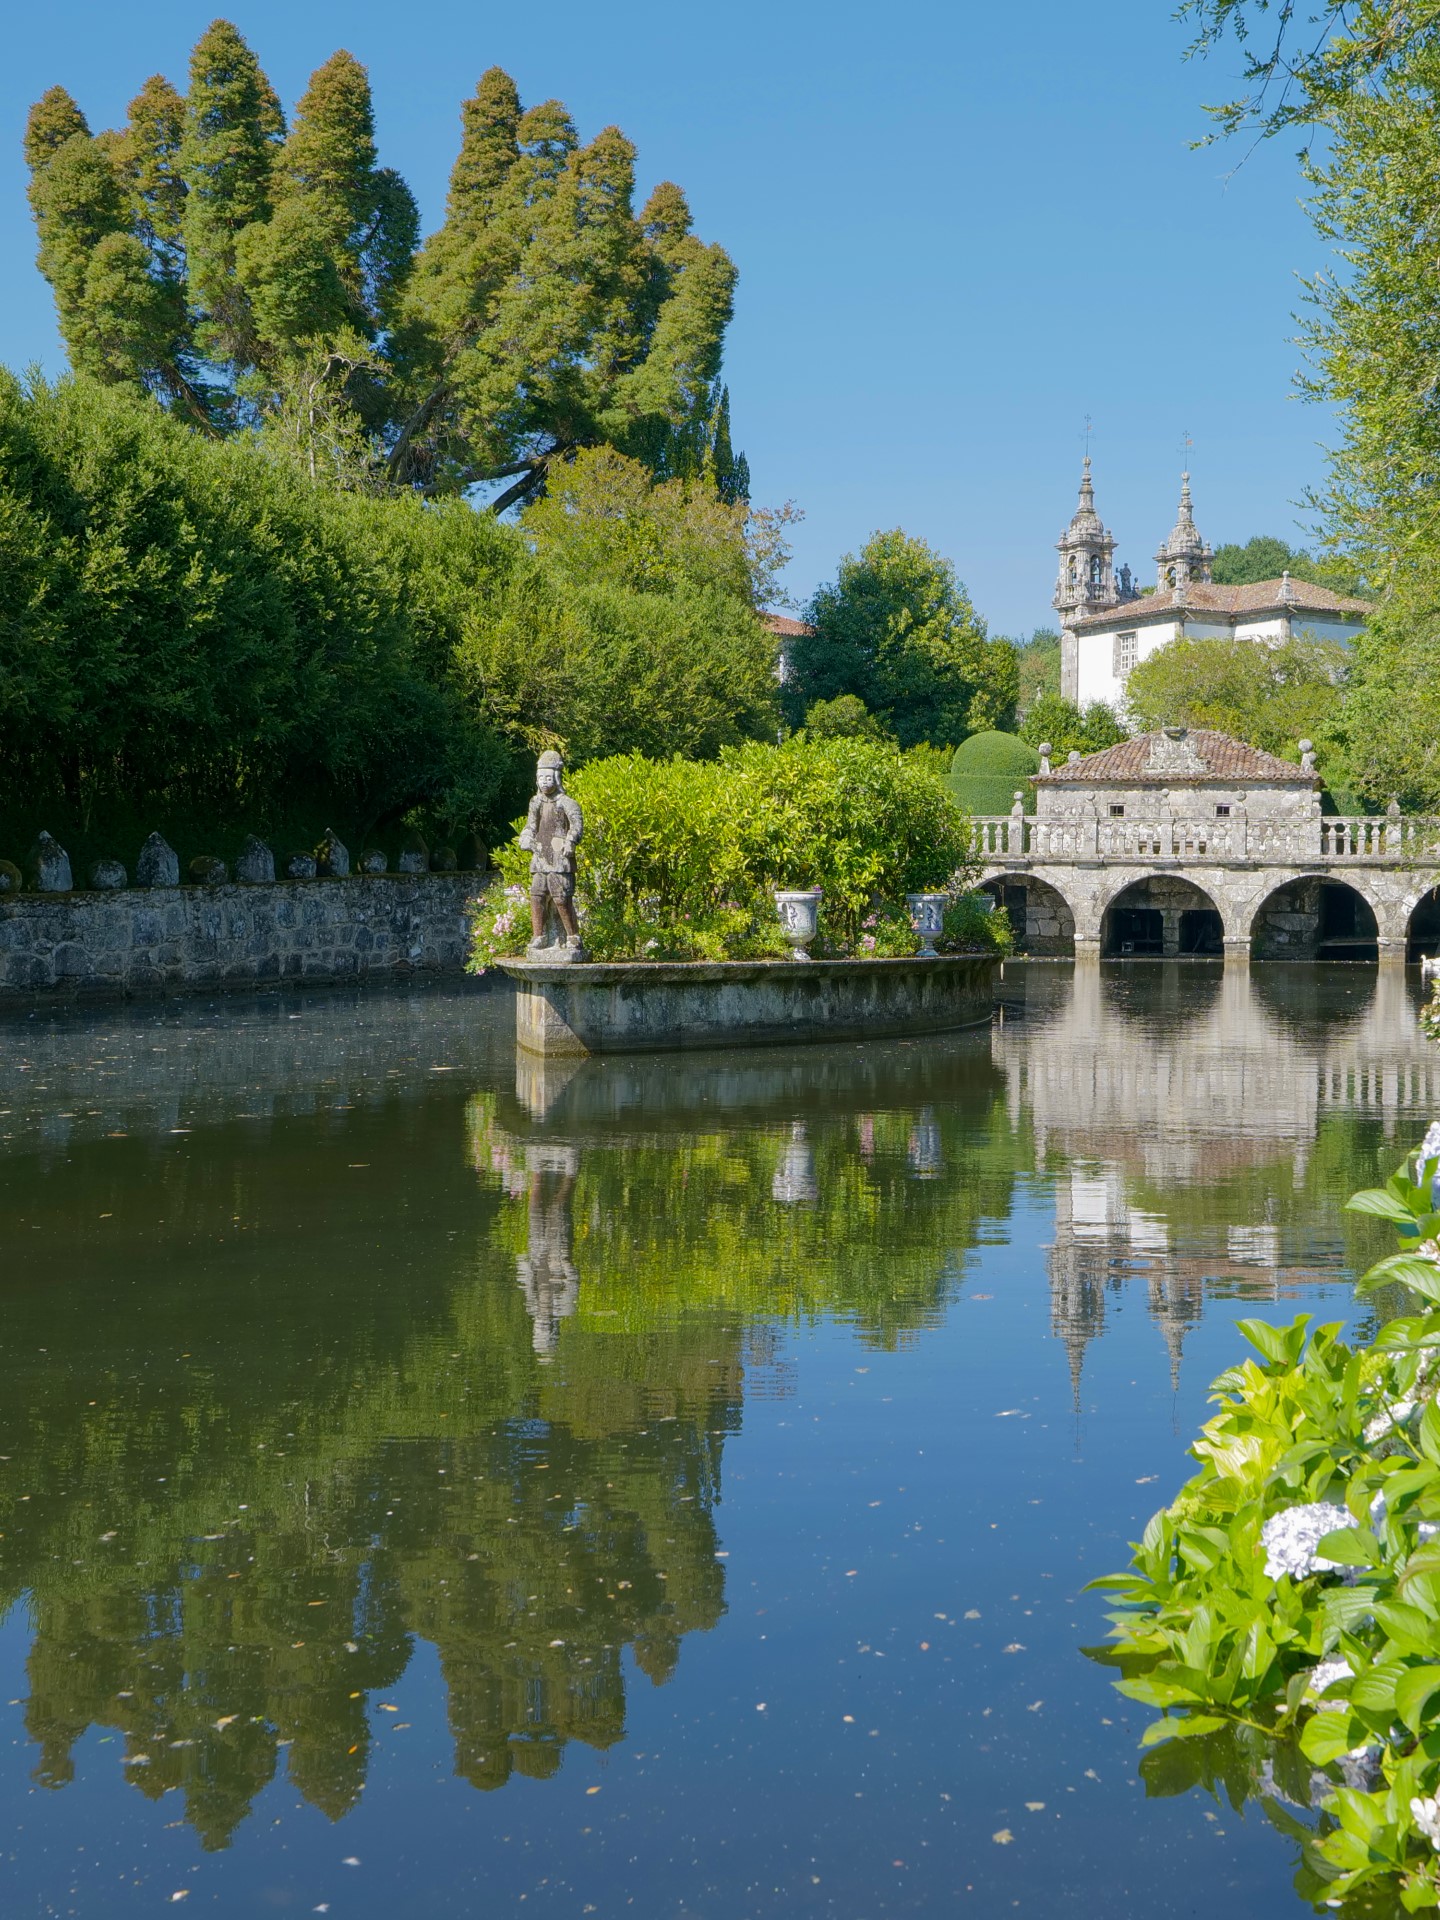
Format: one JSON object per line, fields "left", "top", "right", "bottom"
{"left": 1055, "top": 457, "right": 1122, "bottom": 704}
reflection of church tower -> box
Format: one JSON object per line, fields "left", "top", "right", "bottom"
{"left": 1056, "top": 458, "right": 1130, "bottom": 702}
{"left": 1154, "top": 473, "right": 1214, "bottom": 591}
{"left": 1046, "top": 1171, "right": 1113, "bottom": 1408}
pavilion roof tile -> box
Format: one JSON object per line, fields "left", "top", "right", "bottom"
{"left": 1037, "top": 729, "right": 1319, "bottom": 786}
{"left": 1073, "top": 578, "right": 1370, "bottom": 631}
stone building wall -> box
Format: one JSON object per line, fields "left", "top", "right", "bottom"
{"left": 0, "top": 873, "right": 483, "bottom": 998}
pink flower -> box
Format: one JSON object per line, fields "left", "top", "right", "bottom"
{"left": 861, "top": 934, "right": 877, "bottom": 953}
{"left": 862, "top": 914, "right": 878, "bottom": 929}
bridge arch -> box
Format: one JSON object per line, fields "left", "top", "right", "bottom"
{"left": 1098, "top": 874, "right": 1227, "bottom": 958}
{"left": 1409, "top": 885, "right": 1440, "bottom": 962}
{"left": 979, "top": 871, "right": 1076, "bottom": 957}
{"left": 1249, "top": 876, "right": 1380, "bottom": 960}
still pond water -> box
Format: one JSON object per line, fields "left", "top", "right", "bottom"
{"left": 1, "top": 962, "right": 1437, "bottom": 1918}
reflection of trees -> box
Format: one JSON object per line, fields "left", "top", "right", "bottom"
{"left": 469, "top": 1056, "right": 1020, "bottom": 1353}
{"left": 0, "top": 1104, "right": 732, "bottom": 1848}
{"left": 1, "top": 1030, "right": 1020, "bottom": 1850}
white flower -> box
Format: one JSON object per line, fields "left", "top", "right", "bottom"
{"left": 1419, "top": 1122, "right": 1440, "bottom": 1207}
{"left": 1368, "top": 1487, "right": 1440, "bottom": 1542}
{"left": 1413, "top": 1795, "right": 1440, "bottom": 1851}
{"left": 1306, "top": 1656, "right": 1352, "bottom": 1706}
{"left": 1261, "top": 1502, "right": 1351, "bottom": 1580}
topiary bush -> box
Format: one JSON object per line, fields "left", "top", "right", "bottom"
{"left": 946, "top": 731, "right": 1039, "bottom": 817}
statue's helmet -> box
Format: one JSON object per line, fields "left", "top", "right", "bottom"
{"left": 537, "top": 749, "right": 564, "bottom": 773}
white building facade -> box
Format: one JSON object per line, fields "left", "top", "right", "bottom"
{"left": 1053, "top": 467, "right": 1369, "bottom": 710}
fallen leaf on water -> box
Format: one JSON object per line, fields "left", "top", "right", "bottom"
{"left": 214, "top": 1715, "right": 237, "bottom": 1730}
{"left": 994, "top": 1409, "right": 1023, "bottom": 1418}
{"left": 1026, "top": 1700, "right": 1044, "bottom": 1712}
{"left": 1135, "top": 1475, "right": 1158, "bottom": 1484}
{"left": 378, "top": 1704, "right": 398, "bottom": 1713}
{"left": 992, "top": 1829, "right": 1013, "bottom": 1845}
{"left": 964, "top": 1609, "right": 981, "bottom": 1620}
{"left": 586, "top": 1786, "right": 601, "bottom": 1795}
{"left": 170, "top": 1895, "right": 189, "bottom": 1904}
{"left": 1084, "top": 1769, "right": 1099, "bottom": 1781}
{"left": 1026, "top": 1801, "right": 1045, "bottom": 1812}
{"left": 1003, "top": 1643, "right": 1025, "bottom": 1653}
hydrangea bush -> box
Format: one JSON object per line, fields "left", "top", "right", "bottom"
{"left": 1091, "top": 1105, "right": 1440, "bottom": 1913}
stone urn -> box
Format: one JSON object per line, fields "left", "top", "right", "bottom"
{"left": 774, "top": 888, "right": 822, "bottom": 961}
{"left": 906, "top": 892, "right": 948, "bottom": 957}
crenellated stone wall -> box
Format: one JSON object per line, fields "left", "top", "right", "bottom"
{"left": 0, "top": 872, "right": 483, "bottom": 998}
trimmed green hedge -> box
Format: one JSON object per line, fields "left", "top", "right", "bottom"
{"left": 946, "top": 730, "right": 1038, "bottom": 817}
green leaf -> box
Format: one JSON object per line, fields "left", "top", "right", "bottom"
{"left": 1301, "top": 1710, "right": 1367, "bottom": 1764}
{"left": 1348, "top": 1189, "right": 1422, "bottom": 1223}
{"left": 1139, "top": 1712, "right": 1228, "bottom": 1748}
{"left": 1374, "top": 1602, "right": 1438, "bottom": 1657}
{"left": 1237, "top": 1317, "right": 1302, "bottom": 1366}
{"left": 1316, "top": 1525, "right": 1383, "bottom": 1568}
{"left": 1395, "top": 1665, "right": 1440, "bottom": 1735}
{"left": 1359, "top": 1256, "right": 1440, "bottom": 1302}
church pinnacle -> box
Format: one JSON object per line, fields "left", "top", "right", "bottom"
{"left": 1155, "top": 472, "right": 1214, "bottom": 591}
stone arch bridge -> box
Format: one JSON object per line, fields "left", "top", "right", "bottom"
{"left": 974, "top": 810, "right": 1440, "bottom": 961}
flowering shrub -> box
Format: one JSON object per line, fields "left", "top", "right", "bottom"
{"left": 466, "top": 882, "right": 530, "bottom": 975}
{"left": 1090, "top": 1124, "right": 1440, "bottom": 1913}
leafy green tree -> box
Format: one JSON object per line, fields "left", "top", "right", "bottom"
{"left": 447, "top": 447, "right": 784, "bottom": 762}
{"left": 1013, "top": 628, "right": 1060, "bottom": 718}
{"left": 1211, "top": 535, "right": 1315, "bottom": 585}
{"left": 1178, "top": 0, "right": 1440, "bottom": 140}
{"left": 788, "top": 529, "right": 1017, "bottom": 748}
{"left": 24, "top": 29, "right": 742, "bottom": 507}
{"left": 1123, "top": 635, "right": 1346, "bottom": 760}
{"left": 1018, "top": 692, "right": 1125, "bottom": 759}
{"left": 802, "top": 694, "right": 890, "bottom": 741}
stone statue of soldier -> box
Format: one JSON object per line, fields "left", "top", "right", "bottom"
{"left": 519, "top": 749, "right": 586, "bottom": 961}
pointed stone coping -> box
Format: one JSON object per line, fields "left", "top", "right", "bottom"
{"left": 500, "top": 954, "right": 998, "bottom": 1056}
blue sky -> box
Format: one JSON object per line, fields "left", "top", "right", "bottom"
{"left": 3, "top": 0, "right": 1336, "bottom": 636}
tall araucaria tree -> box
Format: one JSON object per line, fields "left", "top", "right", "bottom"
{"left": 23, "top": 29, "right": 745, "bottom": 507}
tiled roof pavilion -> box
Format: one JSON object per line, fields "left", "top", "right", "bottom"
{"left": 1036, "top": 728, "right": 1320, "bottom": 787}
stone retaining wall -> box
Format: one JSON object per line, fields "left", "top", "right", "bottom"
{"left": 0, "top": 872, "right": 483, "bottom": 998}
{"left": 503, "top": 954, "right": 998, "bottom": 1056}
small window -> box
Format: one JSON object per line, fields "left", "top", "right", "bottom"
{"left": 1112, "top": 631, "right": 1137, "bottom": 677}
{"left": 1109, "top": 804, "right": 1125, "bottom": 818}
{"left": 1215, "top": 804, "right": 1231, "bottom": 818}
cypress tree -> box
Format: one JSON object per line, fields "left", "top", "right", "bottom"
{"left": 23, "top": 87, "right": 89, "bottom": 171}
{"left": 179, "top": 18, "right": 284, "bottom": 366}
{"left": 121, "top": 76, "right": 187, "bottom": 269}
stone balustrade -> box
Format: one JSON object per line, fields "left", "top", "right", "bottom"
{"left": 970, "top": 813, "right": 1440, "bottom": 865}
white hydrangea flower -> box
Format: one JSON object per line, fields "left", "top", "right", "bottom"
{"left": 1412, "top": 1795, "right": 1440, "bottom": 1851}
{"left": 1306, "top": 1656, "right": 1352, "bottom": 1705}
{"left": 1261, "top": 1502, "right": 1351, "bottom": 1580}
{"left": 1419, "top": 1122, "right": 1440, "bottom": 1207}
{"left": 1368, "top": 1488, "right": 1439, "bottom": 1542}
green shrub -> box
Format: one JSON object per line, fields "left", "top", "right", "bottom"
{"left": 469, "top": 737, "right": 977, "bottom": 965}
{"left": 946, "top": 730, "right": 1038, "bottom": 818}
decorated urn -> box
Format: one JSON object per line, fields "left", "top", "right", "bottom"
{"left": 906, "top": 892, "right": 948, "bottom": 958}
{"left": 774, "top": 888, "right": 822, "bottom": 960}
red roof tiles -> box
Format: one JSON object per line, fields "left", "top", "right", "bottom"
{"left": 1037, "top": 729, "right": 1319, "bottom": 786}
{"left": 1073, "top": 577, "right": 1370, "bottom": 632}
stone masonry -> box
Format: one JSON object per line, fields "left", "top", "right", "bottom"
{"left": 0, "top": 872, "right": 480, "bottom": 998}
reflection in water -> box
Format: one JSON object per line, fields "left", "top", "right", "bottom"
{"left": 996, "top": 962, "right": 1440, "bottom": 1393}
{"left": 0, "top": 964, "right": 1434, "bottom": 1883}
